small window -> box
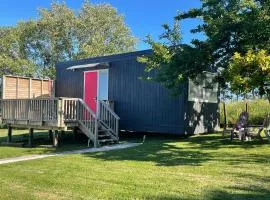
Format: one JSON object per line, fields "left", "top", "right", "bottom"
{"left": 188, "top": 72, "right": 218, "bottom": 103}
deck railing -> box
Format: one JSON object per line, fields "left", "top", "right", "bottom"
{"left": 1, "top": 98, "right": 119, "bottom": 147}
{"left": 2, "top": 98, "right": 62, "bottom": 126}
{"left": 76, "top": 99, "right": 97, "bottom": 144}
{"left": 62, "top": 98, "right": 80, "bottom": 122}
{"left": 98, "top": 100, "right": 120, "bottom": 139}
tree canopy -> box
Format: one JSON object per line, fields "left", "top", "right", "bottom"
{"left": 0, "top": 1, "right": 136, "bottom": 78}
{"left": 227, "top": 50, "right": 270, "bottom": 101}
{"left": 139, "top": 0, "right": 270, "bottom": 100}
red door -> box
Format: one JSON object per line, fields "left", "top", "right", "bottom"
{"left": 84, "top": 71, "right": 98, "bottom": 113}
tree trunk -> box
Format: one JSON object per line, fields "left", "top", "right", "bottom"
{"left": 222, "top": 102, "right": 227, "bottom": 137}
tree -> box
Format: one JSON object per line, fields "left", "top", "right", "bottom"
{"left": 138, "top": 21, "right": 211, "bottom": 95}
{"left": 227, "top": 50, "right": 270, "bottom": 103}
{"left": 77, "top": 2, "right": 136, "bottom": 58}
{"left": 0, "top": 27, "right": 36, "bottom": 77}
{"left": 0, "top": 1, "right": 136, "bottom": 78}
{"left": 18, "top": 2, "right": 78, "bottom": 78}
{"left": 139, "top": 0, "right": 270, "bottom": 98}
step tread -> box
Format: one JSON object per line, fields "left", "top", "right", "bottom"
{"left": 98, "top": 138, "right": 117, "bottom": 143}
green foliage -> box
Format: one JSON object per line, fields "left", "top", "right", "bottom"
{"left": 0, "top": 27, "right": 36, "bottom": 77}
{"left": 227, "top": 50, "right": 270, "bottom": 99}
{"left": 140, "top": 0, "right": 270, "bottom": 97}
{"left": 138, "top": 20, "right": 211, "bottom": 94}
{"left": 0, "top": 129, "right": 86, "bottom": 159}
{"left": 0, "top": 1, "right": 136, "bottom": 78}
{"left": 220, "top": 99, "right": 270, "bottom": 125}
{"left": 77, "top": 2, "right": 136, "bottom": 58}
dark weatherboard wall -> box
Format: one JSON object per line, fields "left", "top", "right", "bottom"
{"left": 108, "top": 58, "right": 185, "bottom": 134}
{"left": 56, "top": 50, "right": 219, "bottom": 135}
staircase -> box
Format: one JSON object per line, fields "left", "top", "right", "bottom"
{"left": 64, "top": 98, "right": 120, "bottom": 147}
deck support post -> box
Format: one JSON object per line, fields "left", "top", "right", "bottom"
{"left": 48, "top": 130, "right": 53, "bottom": 140}
{"left": 7, "top": 125, "right": 12, "bottom": 143}
{"left": 28, "top": 128, "right": 34, "bottom": 147}
{"left": 72, "top": 127, "right": 77, "bottom": 142}
{"left": 60, "top": 130, "right": 65, "bottom": 138}
{"left": 53, "top": 130, "right": 59, "bottom": 147}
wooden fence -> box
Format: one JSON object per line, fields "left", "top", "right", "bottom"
{"left": 2, "top": 75, "right": 54, "bottom": 99}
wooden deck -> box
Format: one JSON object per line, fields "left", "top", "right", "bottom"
{"left": 1, "top": 98, "right": 120, "bottom": 147}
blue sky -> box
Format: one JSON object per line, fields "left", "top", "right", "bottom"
{"left": 0, "top": 0, "right": 203, "bottom": 50}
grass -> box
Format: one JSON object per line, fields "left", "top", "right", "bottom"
{"left": 0, "top": 128, "right": 87, "bottom": 159}
{"left": 220, "top": 99, "right": 270, "bottom": 125}
{"left": 0, "top": 132, "right": 269, "bottom": 199}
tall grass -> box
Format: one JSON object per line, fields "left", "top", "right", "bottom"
{"left": 220, "top": 99, "right": 270, "bottom": 125}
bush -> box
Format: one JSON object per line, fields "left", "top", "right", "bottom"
{"left": 220, "top": 99, "right": 270, "bottom": 126}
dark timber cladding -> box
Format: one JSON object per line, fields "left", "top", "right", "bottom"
{"left": 56, "top": 50, "right": 219, "bottom": 135}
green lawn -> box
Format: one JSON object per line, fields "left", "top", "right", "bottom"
{"left": 0, "top": 128, "right": 86, "bottom": 159}
{"left": 0, "top": 133, "right": 269, "bottom": 200}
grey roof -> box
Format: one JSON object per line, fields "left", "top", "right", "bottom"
{"left": 57, "top": 49, "right": 152, "bottom": 69}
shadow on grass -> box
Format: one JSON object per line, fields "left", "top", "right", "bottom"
{"left": 205, "top": 169, "right": 270, "bottom": 199}
{"left": 0, "top": 129, "right": 89, "bottom": 154}
{"left": 146, "top": 186, "right": 270, "bottom": 200}
{"left": 185, "top": 134, "right": 270, "bottom": 150}
{"left": 82, "top": 132, "right": 270, "bottom": 167}
{"left": 205, "top": 185, "right": 270, "bottom": 200}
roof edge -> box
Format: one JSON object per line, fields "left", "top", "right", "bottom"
{"left": 57, "top": 49, "right": 152, "bottom": 68}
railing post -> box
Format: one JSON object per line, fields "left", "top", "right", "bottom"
{"left": 12, "top": 100, "right": 16, "bottom": 121}
{"left": 57, "top": 98, "right": 65, "bottom": 127}
{"left": 41, "top": 100, "right": 44, "bottom": 122}
{"left": 116, "top": 119, "right": 119, "bottom": 140}
{"left": 28, "top": 100, "right": 31, "bottom": 122}
{"left": 94, "top": 100, "right": 99, "bottom": 148}
{"left": 96, "top": 100, "right": 100, "bottom": 119}
{"left": 94, "top": 118, "right": 99, "bottom": 148}
{"left": 76, "top": 100, "right": 79, "bottom": 121}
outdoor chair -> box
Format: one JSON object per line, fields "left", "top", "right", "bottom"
{"left": 262, "top": 115, "right": 270, "bottom": 142}
{"left": 265, "top": 129, "right": 270, "bottom": 142}
{"left": 230, "top": 112, "right": 249, "bottom": 141}
{"left": 244, "top": 114, "right": 270, "bottom": 141}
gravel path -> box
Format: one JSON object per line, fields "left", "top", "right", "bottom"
{"left": 0, "top": 143, "right": 141, "bottom": 165}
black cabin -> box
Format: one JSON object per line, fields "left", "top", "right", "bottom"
{"left": 56, "top": 50, "right": 220, "bottom": 135}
